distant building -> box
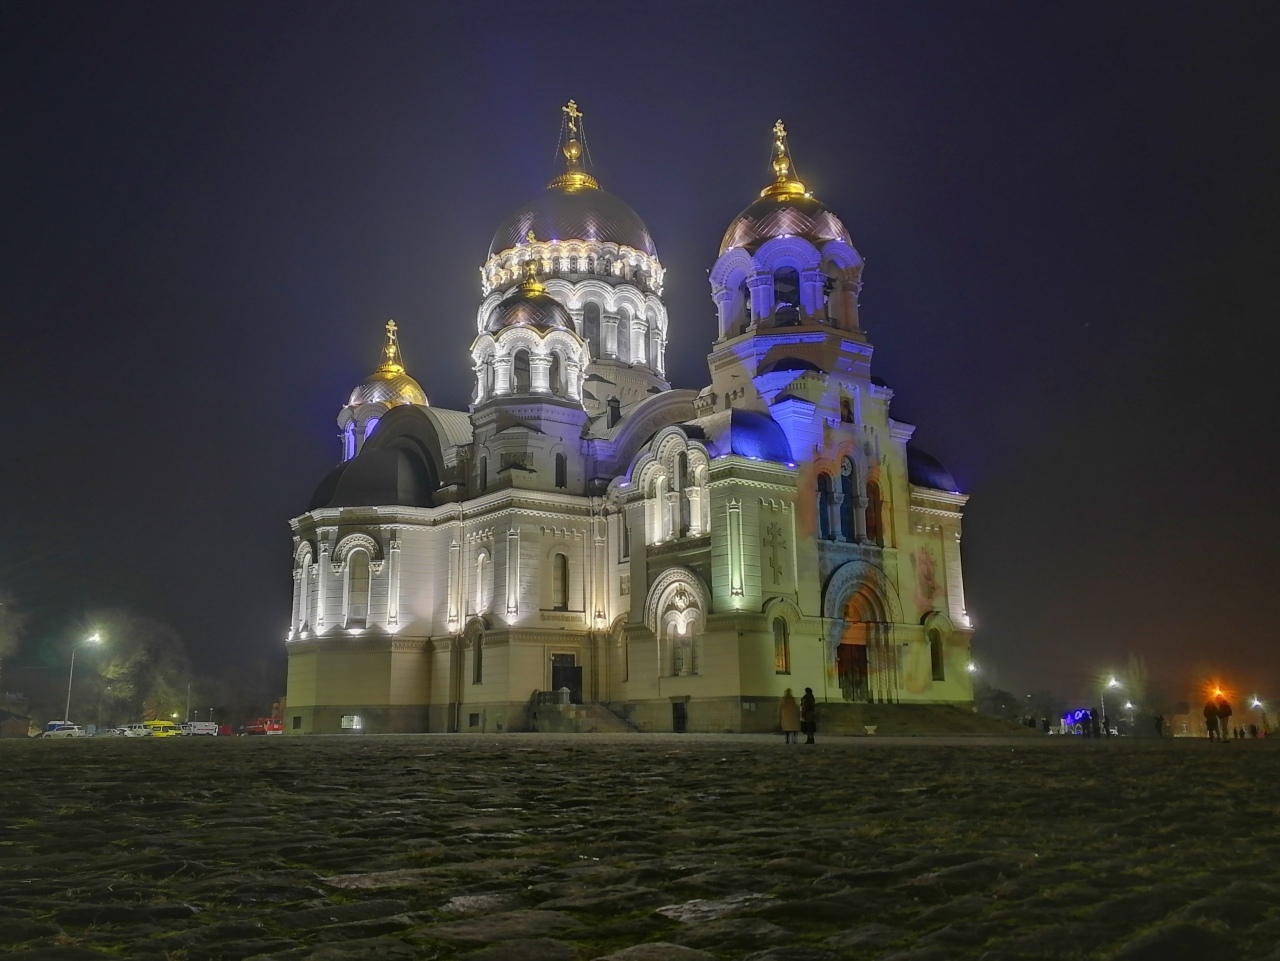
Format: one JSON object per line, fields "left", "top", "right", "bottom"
{"left": 284, "top": 105, "right": 974, "bottom": 734}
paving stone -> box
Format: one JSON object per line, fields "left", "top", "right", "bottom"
{"left": 655, "top": 894, "right": 779, "bottom": 923}
{"left": 824, "top": 923, "right": 905, "bottom": 947}
{"left": 284, "top": 898, "right": 411, "bottom": 929}
{"left": 594, "top": 944, "right": 715, "bottom": 961}
{"left": 323, "top": 869, "right": 440, "bottom": 890}
{"left": 741, "top": 948, "right": 838, "bottom": 961}
{"left": 424, "top": 909, "right": 584, "bottom": 944}
{"left": 463, "top": 938, "right": 577, "bottom": 961}
{"left": 442, "top": 892, "right": 527, "bottom": 915}
{"left": 672, "top": 917, "right": 793, "bottom": 949}
{"left": 0, "top": 918, "right": 61, "bottom": 942}
{"left": 1110, "top": 922, "right": 1233, "bottom": 961}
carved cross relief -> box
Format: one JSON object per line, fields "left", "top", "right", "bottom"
{"left": 764, "top": 522, "right": 787, "bottom": 585}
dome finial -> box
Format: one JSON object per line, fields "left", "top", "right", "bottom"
{"left": 760, "top": 119, "right": 808, "bottom": 199}
{"left": 378, "top": 319, "right": 405, "bottom": 374}
{"left": 520, "top": 259, "right": 546, "bottom": 295}
{"left": 549, "top": 99, "right": 600, "bottom": 191}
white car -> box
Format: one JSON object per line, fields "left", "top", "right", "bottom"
{"left": 42, "top": 723, "right": 86, "bottom": 738}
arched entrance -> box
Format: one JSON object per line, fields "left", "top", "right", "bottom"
{"left": 824, "top": 561, "right": 903, "bottom": 704}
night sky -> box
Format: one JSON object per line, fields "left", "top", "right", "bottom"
{"left": 3, "top": 2, "right": 1277, "bottom": 707}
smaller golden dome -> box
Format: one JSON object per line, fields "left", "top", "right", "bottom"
{"left": 347, "top": 320, "right": 428, "bottom": 408}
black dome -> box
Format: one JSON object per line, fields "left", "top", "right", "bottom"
{"left": 906, "top": 445, "right": 959, "bottom": 493}
{"left": 720, "top": 194, "right": 851, "bottom": 255}
{"left": 489, "top": 185, "right": 657, "bottom": 259}
{"left": 486, "top": 288, "right": 573, "bottom": 333}
{"left": 309, "top": 446, "right": 436, "bottom": 510}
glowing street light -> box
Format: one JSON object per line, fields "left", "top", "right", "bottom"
{"left": 1100, "top": 676, "right": 1122, "bottom": 734}
{"left": 966, "top": 661, "right": 978, "bottom": 674}
{"left": 64, "top": 631, "right": 103, "bottom": 726}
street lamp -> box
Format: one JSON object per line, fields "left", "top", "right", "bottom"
{"left": 1100, "top": 677, "right": 1121, "bottom": 734}
{"left": 64, "top": 632, "right": 103, "bottom": 725}
{"left": 966, "top": 661, "right": 978, "bottom": 674}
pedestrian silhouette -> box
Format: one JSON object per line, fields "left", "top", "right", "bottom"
{"left": 1216, "top": 696, "right": 1233, "bottom": 743}
{"left": 1204, "top": 700, "right": 1219, "bottom": 740}
{"left": 1154, "top": 714, "right": 1164, "bottom": 737}
{"left": 800, "top": 688, "right": 817, "bottom": 744}
{"left": 779, "top": 688, "right": 800, "bottom": 744}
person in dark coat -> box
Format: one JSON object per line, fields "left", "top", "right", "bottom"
{"left": 1089, "top": 711, "right": 1101, "bottom": 738}
{"left": 800, "top": 688, "right": 817, "bottom": 744}
{"left": 1216, "top": 696, "right": 1233, "bottom": 742}
{"left": 1204, "top": 700, "right": 1220, "bottom": 740}
{"left": 1153, "top": 714, "right": 1164, "bottom": 737}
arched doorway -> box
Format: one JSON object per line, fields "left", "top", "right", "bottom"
{"left": 825, "top": 562, "right": 903, "bottom": 704}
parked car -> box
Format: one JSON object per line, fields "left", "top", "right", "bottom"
{"left": 180, "top": 721, "right": 219, "bottom": 736}
{"left": 243, "top": 717, "right": 283, "bottom": 735}
{"left": 42, "top": 722, "right": 86, "bottom": 738}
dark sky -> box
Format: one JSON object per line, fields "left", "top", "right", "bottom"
{"left": 3, "top": 1, "right": 1277, "bottom": 707}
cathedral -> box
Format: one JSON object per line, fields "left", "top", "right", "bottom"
{"left": 284, "top": 103, "right": 974, "bottom": 735}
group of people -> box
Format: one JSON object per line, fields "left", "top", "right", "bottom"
{"left": 1202, "top": 695, "right": 1262, "bottom": 739}
{"left": 779, "top": 688, "right": 817, "bottom": 743}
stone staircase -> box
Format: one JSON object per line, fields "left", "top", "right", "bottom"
{"left": 529, "top": 701, "right": 639, "bottom": 734}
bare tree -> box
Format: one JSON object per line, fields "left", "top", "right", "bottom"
{"left": 0, "top": 591, "right": 28, "bottom": 695}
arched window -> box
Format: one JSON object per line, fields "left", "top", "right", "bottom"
{"left": 774, "top": 267, "right": 800, "bottom": 326}
{"left": 475, "top": 552, "right": 490, "bottom": 613}
{"left": 549, "top": 352, "right": 564, "bottom": 396}
{"left": 738, "top": 280, "right": 752, "bottom": 334}
{"left": 482, "top": 358, "right": 494, "bottom": 402}
{"left": 865, "top": 480, "right": 884, "bottom": 546}
{"left": 555, "top": 452, "right": 567, "bottom": 489}
{"left": 650, "top": 326, "right": 662, "bottom": 371}
{"left": 512, "top": 349, "right": 531, "bottom": 393}
{"left": 552, "top": 553, "right": 569, "bottom": 611}
{"left": 473, "top": 631, "right": 484, "bottom": 684}
{"left": 654, "top": 474, "right": 669, "bottom": 542}
{"left": 817, "top": 474, "right": 833, "bottom": 540}
{"left": 929, "top": 628, "right": 945, "bottom": 681}
{"left": 583, "top": 302, "right": 601, "bottom": 359}
{"left": 676, "top": 452, "right": 691, "bottom": 536}
{"left": 478, "top": 456, "right": 487, "bottom": 492}
{"left": 298, "top": 558, "right": 310, "bottom": 629}
{"left": 839, "top": 458, "right": 856, "bottom": 541}
{"left": 607, "top": 396, "right": 621, "bottom": 427}
{"left": 346, "top": 549, "right": 370, "bottom": 627}
{"left": 773, "top": 617, "right": 790, "bottom": 674}
{"left": 342, "top": 424, "right": 356, "bottom": 461}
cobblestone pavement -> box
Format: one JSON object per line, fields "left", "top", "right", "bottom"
{"left": 2, "top": 735, "right": 1279, "bottom": 961}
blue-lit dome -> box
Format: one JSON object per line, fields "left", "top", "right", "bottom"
{"left": 907, "top": 445, "right": 959, "bottom": 493}
{"left": 689, "top": 409, "right": 793, "bottom": 464}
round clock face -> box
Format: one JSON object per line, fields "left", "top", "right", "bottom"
{"left": 840, "top": 459, "right": 853, "bottom": 477}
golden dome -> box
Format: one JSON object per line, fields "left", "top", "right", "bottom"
{"left": 485, "top": 272, "right": 574, "bottom": 334}
{"left": 347, "top": 320, "right": 428, "bottom": 408}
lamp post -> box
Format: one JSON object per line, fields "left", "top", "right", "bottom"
{"left": 1100, "top": 676, "right": 1121, "bottom": 736}
{"left": 64, "top": 632, "right": 102, "bottom": 725}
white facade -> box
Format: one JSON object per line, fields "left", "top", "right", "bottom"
{"left": 285, "top": 112, "right": 974, "bottom": 734}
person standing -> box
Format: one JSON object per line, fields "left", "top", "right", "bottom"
{"left": 1203, "top": 700, "right": 1219, "bottom": 740}
{"left": 800, "top": 688, "right": 817, "bottom": 744}
{"left": 779, "top": 689, "right": 800, "bottom": 744}
{"left": 1216, "top": 695, "right": 1233, "bottom": 743}
{"left": 1153, "top": 714, "right": 1164, "bottom": 737}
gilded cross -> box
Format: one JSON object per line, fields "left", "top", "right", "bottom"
{"left": 773, "top": 119, "right": 787, "bottom": 145}
{"left": 563, "top": 99, "right": 583, "bottom": 134}
{"left": 764, "top": 521, "right": 787, "bottom": 585}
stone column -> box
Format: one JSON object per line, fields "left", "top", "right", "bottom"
{"left": 290, "top": 568, "right": 301, "bottom": 633}
{"left": 829, "top": 493, "right": 844, "bottom": 542}
{"left": 853, "top": 494, "right": 868, "bottom": 542}
{"left": 841, "top": 277, "right": 861, "bottom": 331}
{"left": 505, "top": 528, "right": 520, "bottom": 619}
{"left": 747, "top": 274, "right": 773, "bottom": 328}
{"left": 316, "top": 539, "right": 330, "bottom": 629}
{"left": 387, "top": 534, "right": 401, "bottom": 630}
{"left": 800, "top": 268, "right": 825, "bottom": 318}
{"left": 530, "top": 355, "right": 552, "bottom": 394}
{"left": 714, "top": 288, "right": 735, "bottom": 338}
{"left": 603, "top": 314, "right": 619, "bottom": 358}
{"left": 566, "top": 360, "right": 583, "bottom": 401}
{"left": 447, "top": 539, "right": 460, "bottom": 632}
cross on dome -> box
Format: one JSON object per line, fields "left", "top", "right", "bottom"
{"left": 761, "top": 118, "right": 808, "bottom": 200}
{"left": 379, "top": 319, "right": 405, "bottom": 374}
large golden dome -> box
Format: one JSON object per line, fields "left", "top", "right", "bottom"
{"left": 487, "top": 100, "right": 656, "bottom": 260}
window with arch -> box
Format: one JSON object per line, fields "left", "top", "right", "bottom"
{"left": 774, "top": 267, "right": 800, "bottom": 326}
{"left": 473, "top": 631, "right": 484, "bottom": 684}
{"left": 929, "top": 628, "right": 945, "bottom": 681}
{"left": 478, "top": 455, "right": 488, "bottom": 492}
{"left": 512, "top": 349, "right": 531, "bottom": 393}
{"left": 475, "top": 552, "right": 491, "bottom": 613}
{"left": 551, "top": 553, "right": 569, "bottom": 611}
{"left": 297, "top": 556, "right": 311, "bottom": 629}
{"left": 653, "top": 474, "right": 669, "bottom": 542}
{"left": 554, "top": 452, "right": 567, "bottom": 489}
{"left": 773, "top": 617, "right": 791, "bottom": 674}
{"left": 665, "top": 611, "right": 700, "bottom": 677}
{"left": 583, "top": 302, "right": 602, "bottom": 358}
{"left": 345, "top": 549, "right": 370, "bottom": 627}
{"left": 549, "top": 352, "right": 564, "bottom": 397}
{"left": 649, "top": 325, "right": 661, "bottom": 370}
{"left": 839, "top": 458, "right": 857, "bottom": 541}
{"left": 676, "top": 452, "right": 691, "bottom": 536}
{"left": 865, "top": 479, "right": 884, "bottom": 546}
{"left": 817, "top": 473, "right": 834, "bottom": 540}
{"left": 607, "top": 396, "right": 621, "bottom": 427}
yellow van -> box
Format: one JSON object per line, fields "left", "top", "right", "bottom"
{"left": 142, "top": 720, "right": 181, "bottom": 738}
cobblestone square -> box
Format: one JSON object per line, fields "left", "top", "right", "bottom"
{"left": 2, "top": 735, "right": 1278, "bottom": 961}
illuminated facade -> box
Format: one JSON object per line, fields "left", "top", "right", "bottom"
{"left": 285, "top": 105, "right": 974, "bottom": 734}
